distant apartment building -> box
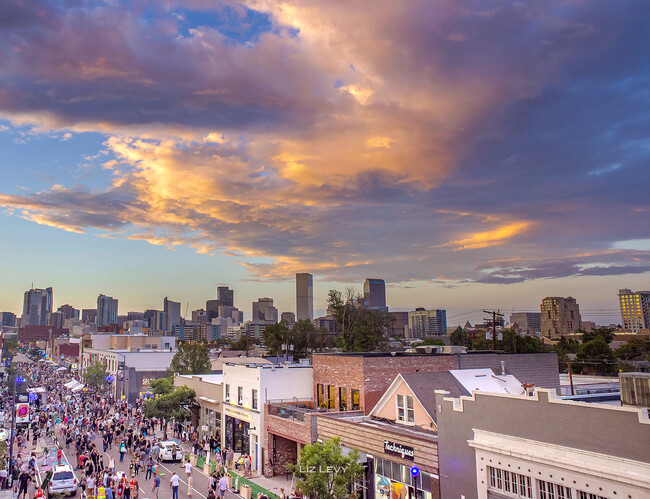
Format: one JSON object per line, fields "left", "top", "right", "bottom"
{"left": 313, "top": 316, "right": 338, "bottom": 333}
{"left": 281, "top": 312, "right": 295, "bottom": 325}
{"left": 82, "top": 308, "right": 97, "bottom": 325}
{"left": 192, "top": 309, "right": 208, "bottom": 324}
{"left": 50, "top": 311, "right": 65, "bottom": 329}
{"left": 252, "top": 297, "right": 278, "bottom": 323}
{"left": 363, "top": 278, "right": 388, "bottom": 313}
{"left": 296, "top": 273, "right": 314, "bottom": 321}
{"left": 618, "top": 288, "right": 650, "bottom": 333}
{"left": 408, "top": 308, "right": 447, "bottom": 338}
{"left": 509, "top": 312, "right": 541, "bottom": 335}
{"left": 127, "top": 311, "right": 145, "bottom": 322}
{"left": 217, "top": 286, "right": 235, "bottom": 307}
{"left": 164, "top": 297, "right": 181, "bottom": 333}
{"left": 0, "top": 312, "right": 17, "bottom": 327}
{"left": 96, "top": 294, "right": 118, "bottom": 327}
{"left": 22, "top": 287, "right": 53, "bottom": 326}
{"left": 540, "top": 296, "right": 581, "bottom": 339}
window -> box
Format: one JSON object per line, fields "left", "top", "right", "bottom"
{"left": 396, "top": 394, "right": 415, "bottom": 423}
{"left": 538, "top": 480, "right": 572, "bottom": 499}
{"left": 578, "top": 492, "right": 606, "bottom": 499}
{"left": 351, "top": 389, "right": 360, "bottom": 410}
{"left": 488, "top": 467, "right": 532, "bottom": 499}
{"left": 317, "top": 384, "right": 326, "bottom": 408}
{"left": 339, "top": 387, "right": 347, "bottom": 411}
{"left": 252, "top": 389, "right": 258, "bottom": 410}
{"left": 237, "top": 386, "right": 243, "bottom": 405}
{"left": 225, "top": 384, "right": 230, "bottom": 401}
{"left": 328, "top": 385, "right": 336, "bottom": 409}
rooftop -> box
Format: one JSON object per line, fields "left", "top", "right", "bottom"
{"left": 177, "top": 374, "right": 223, "bottom": 385}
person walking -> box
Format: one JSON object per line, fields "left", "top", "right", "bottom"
{"left": 151, "top": 472, "right": 161, "bottom": 499}
{"left": 170, "top": 471, "right": 180, "bottom": 499}
{"left": 218, "top": 474, "right": 228, "bottom": 499}
{"left": 145, "top": 457, "right": 154, "bottom": 480}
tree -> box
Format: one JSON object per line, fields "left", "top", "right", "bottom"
{"left": 450, "top": 326, "right": 471, "bottom": 348}
{"left": 327, "top": 288, "right": 389, "bottom": 352}
{"left": 149, "top": 377, "right": 174, "bottom": 396}
{"left": 263, "top": 322, "right": 290, "bottom": 358}
{"left": 170, "top": 342, "right": 211, "bottom": 374}
{"left": 576, "top": 337, "right": 617, "bottom": 375}
{"left": 582, "top": 327, "right": 615, "bottom": 344}
{"left": 144, "top": 385, "right": 196, "bottom": 422}
{"left": 288, "top": 437, "right": 363, "bottom": 499}
{"left": 615, "top": 336, "right": 650, "bottom": 361}
{"left": 82, "top": 362, "right": 109, "bottom": 390}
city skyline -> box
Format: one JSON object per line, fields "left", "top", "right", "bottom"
{"left": 0, "top": 1, "right": 649, "bottom": 324}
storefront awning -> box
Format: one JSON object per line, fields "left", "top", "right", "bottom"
{"left": 198, "top": 396, "right": 220, "bottom": 405}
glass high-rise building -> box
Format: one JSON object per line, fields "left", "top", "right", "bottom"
{"left": 97, "top": 294, "right": 118, "bottom": 326}
{"left": 363, "top": 278, "right": 388, "bottom": 313}
{"left": 296, "top": 273, "right": 313, "bottom": 321}
{"left": 21, "top": 287, "right": 53, "bottom": 326}
{"left": 217, "top": 286, "right": 234, "bottom": 307}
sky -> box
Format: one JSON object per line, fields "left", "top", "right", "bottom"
{"left": 1, "top": 0, "right": 649, "bottom": 325}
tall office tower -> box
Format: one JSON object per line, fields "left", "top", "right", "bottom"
{"left": 192, "top": 309, "right": 208, "bottom": 324}
{"left": 127, "top": 311, "right": 145, "bottom": 322}
{"left": 217, "top": 286, "right": 234, "bottom": 308}
{"left": 407, "top": 308, "right": 447, "bottom": 338}
{"left": 82, "top": 308, "right": 97, "bottom": 325}
{"left": 96, "top": 294, "right": 118, "bottom": 326}
{"left": 296, "top": 273, "right": 314, "bottom": 321}
{"left": 252, "top": 297, "right": 279, "bottom": 323}
{"left": 618, "top": 289, "right": 650, "bottom": 334}
{"left": 57, "top": 304, "right": 79, "bottom": 320}
{"left": 363, "top": 278, "right": 388, "bottom": 313}
{"left": 281, "top": 312, "right": 296, "bottom": 325}
{"left": 509, "top": 312, "right": 542, "bottom": 335}
{"left": 0, "top": 312, "right": 17, "bottom": 327}
{"left": 164, "top": 297, "right": 181, "bottom": 333}
{"left": 206, "top": 299, "right": 223, "bottom": 321}
{"left": 540, "top": 297, "right": 582, "bottom": 339}
{"left": 50, "top": 311, "right": 65, "bottom": 329}
{"left": 21, "top": 287, "right": 53, "bottom": 326}
{"left": 144, "top": 310, "right": 165, "bottom": 331}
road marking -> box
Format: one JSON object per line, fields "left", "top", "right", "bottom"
{"left": 154, "top": 461, "right": 207, "bottom": 499}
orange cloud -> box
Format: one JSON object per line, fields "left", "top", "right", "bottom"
{"left": 449, "top": 222, "right": 531, "bottom": 250}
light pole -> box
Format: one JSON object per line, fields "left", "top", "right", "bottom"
{"left": 8, "top": 371, "right": 24, "bottom": 485}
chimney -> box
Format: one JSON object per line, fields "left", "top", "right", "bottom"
{"left": 500, "top": 361, "right": 506, "bottom": 375}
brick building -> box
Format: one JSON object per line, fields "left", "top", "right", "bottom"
{"left": 313, "top": 351, "right": 559, "bottom": 414}
{"left": 17, "top": 325, "right": 68, "bottom": 344}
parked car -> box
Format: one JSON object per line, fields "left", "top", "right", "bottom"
{"left": 47, "top": 465, "right": 78, "bottom": 497}
{"left": 158, "top": 441, "right": 182, "bottom": 462}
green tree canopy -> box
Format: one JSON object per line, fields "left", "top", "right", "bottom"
{"left": 576, "top": 337, "right": 617, "bottom": 375}
{"left": 450, "top": 326, "right": 472, "bottom": 348}
{"left": 263, "top": 321, "right": 290, "bottom": 357}
{"left": 582, "top": 327, "right": 615, "bottom": 344}
{"left": 414, "top": 337, "right": 445, "bottom": 347}
{"left": 144, "top": 385, "right": 196, "bottom": 422}
{"left": 149, "top": 377, "right": 174, "bottom": 396}
{"left": 82, "top": 362, "right": 109, "bottom": 389}
{"left": 327, "top": 288, "right": 389, "bottom": 352}
{"left": 615, "top": 336, "right": 650, "bottom": 361}
{"left": 288, "top": 437, "right": 363, "bottom": 499}
{"left": 170, "top": 342, "right": 211, "bottom": 374}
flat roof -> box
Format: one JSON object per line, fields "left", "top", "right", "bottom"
{"left": 177, "top": 374, "right": 223, "bottom": 385}
{"left": 312, "top": 351, "right": 554, "bottom": 358}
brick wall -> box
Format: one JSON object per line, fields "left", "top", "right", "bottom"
{"left": 313, "top": 354, "right": 456, "bottom": 413}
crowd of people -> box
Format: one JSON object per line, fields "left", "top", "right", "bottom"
{"left": 1, "top": 357, "right": 246, "bottom": 499}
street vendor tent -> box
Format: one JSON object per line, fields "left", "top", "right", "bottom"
{"left": 63, "top": 380, "right": 85, "bottom": 391}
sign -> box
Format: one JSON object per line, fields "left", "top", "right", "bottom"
{"left": 384, "top": 441, "right": 414, "bottom": 460}
{"left": 15, "top": 403, "right": 30, "bottom": 424}
{"left": 141, "top": 378, "right": 150, "bottom": 386}
{"left": 0, "top": 429, "right": 8, "bottom": 441}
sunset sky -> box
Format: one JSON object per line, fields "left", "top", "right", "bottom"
{"left": 1, "top": 0, "right": 649, "bottom": 325}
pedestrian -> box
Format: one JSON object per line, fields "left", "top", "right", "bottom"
{"left": 151, "top": 472, "right": 160, "bottom": 499}
{"left": 226, "top": 448, "right": 234, "bottom": 469}
{"left": 119, "top": 442, "right": 127, "bottom": 462}
{"left": 218, "top": 474, "right": 228, "bottom": 498}
{"left": 17, "top": 470, "right": 30, "bottom": 499}
{"left": 170, "top": 471, "right": 180, "bottom": 499}
{"left": 185, "top": 457, "right": 192, "bottom": 477}
{"left": 129, "top": 474, "right": 139, "bottom": 499}
{"left": 109, "top": 457, "right": 115, "bottom": 474}
{"left": 243, "top": 454, "right": 251, "bottom": 477}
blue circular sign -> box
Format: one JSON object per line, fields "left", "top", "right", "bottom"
{"left": 410, "top": 466, "right": 420, "bottom": 477}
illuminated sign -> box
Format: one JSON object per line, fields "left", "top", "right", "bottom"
{"left": 15, "top": 403, "right": 30, "bottom": 424}
{"left": 384, "top": 441, "right": 414, "bottom": 460}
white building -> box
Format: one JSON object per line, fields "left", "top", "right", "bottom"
{"left": 222, "top": 361, "right": 313, "bottom": 474}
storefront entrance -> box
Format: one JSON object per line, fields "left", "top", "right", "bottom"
{"left": 225, "top": 415, "right": 250, "bottom": 454}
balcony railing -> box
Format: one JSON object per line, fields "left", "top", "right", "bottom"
{"left": 267, "top": 401, "right": 357, "bottom": 422}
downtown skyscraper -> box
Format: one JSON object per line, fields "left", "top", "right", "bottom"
{"left": 96, "top": 294, "right": 118, "bottom": 326}
{"left": 296, "top": 273, "right": 313, "bottom": 321}
{"left": 21, "top": 286, "right": 53, "bottom": 326}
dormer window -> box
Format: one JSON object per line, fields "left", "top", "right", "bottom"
{"left": 396, "top": 394, "right": 414, "bottom": 424}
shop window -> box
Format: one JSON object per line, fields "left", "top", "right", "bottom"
{"left": 339, "top": 387, "right": 348, "bottom": 411}
{"left": 397, "top": 394, "right": 415, "bottom": 423}
{"left": 328, "top": 385, "right": 336, "bottom": 409}
{"left": 237, "top": 386, "right": 243, "bottom": 405}
{"left": 252, "top": 389, "right": 258, "bottom": 410}
{"left": 538, "top": 480, "right": 572, "bottom": 499}
{"left": 578, "top": 492, "right": 606, "bottom": 499}
{"left": 351, "top": 389, "right": 360, "bottom": 410}
{"left": 488, "top": 466, "right": 532, "bottom": 498}
{"left": 225, "top": 384, "right": 230, "bottom": 402}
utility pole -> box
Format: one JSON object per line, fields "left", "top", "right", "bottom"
{"left": 8, "top": 371, "right": 19, "bottom": 485}
{"left": 568, "top": 358, "right": 575, "bottom": 396}
{"left": 483, "top": 310, "right": 504, "bottom": 350}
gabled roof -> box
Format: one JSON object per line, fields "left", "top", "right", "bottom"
{"left": 401, "top": 371, "right": 470, "bottom": 422}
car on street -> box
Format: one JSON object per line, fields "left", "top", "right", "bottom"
{"left": 158, "top": 440, "right": 182, "bottom": 462}
{"left": 47, "top": 464, "right": 78, "bottom": 497}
